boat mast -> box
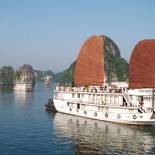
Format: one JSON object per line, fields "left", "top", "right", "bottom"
{"left": 152, "top": 87, "right": 155, "bottom": 112}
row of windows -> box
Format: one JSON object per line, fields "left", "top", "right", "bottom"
{"left": 135, "top": 96, "right": 152, "bottom": 101}
{"left": 72, "top": 93, "right": 120, "bottom": 99}
{"left": 143, "top": 97, "right": 152, "bottom": 101}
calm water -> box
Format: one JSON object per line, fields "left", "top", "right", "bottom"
{"left": 0, "top": 84, "right": 155, "bottom": 155}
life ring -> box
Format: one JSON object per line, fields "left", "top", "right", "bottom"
{"left": 133, "top": 115, "right": 137, "bottom": 119}
{"left": 94, "top": 112, "right": 97, "bottom": 116}
{"left": 84, "top": 111, "right": 87, "bottom": 115}
{"left": 105, "top": 113, "right": 108, "bottom": 118}
{"left": 117, "top": 114, "right": 121, "bottom": 119}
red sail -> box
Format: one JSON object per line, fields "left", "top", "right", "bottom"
{"left": 74, "top": 36, "right": 104, "bottom": 86}
{"left": 129, "top": 39, "right": 155, "bottom": 88}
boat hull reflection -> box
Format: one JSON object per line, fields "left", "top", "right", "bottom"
{"left": 53, "top": 112, "right": 155, "bottom": 155}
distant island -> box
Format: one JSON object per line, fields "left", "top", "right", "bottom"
{"left": 0, "top": 65, "right": 54, "bottom": 85}
{"left": 34, "top": 70, "right": 54, "bottom": 82}
{"left": 14, "top": 64, "right": 35, "bottom": 91}
{"left": 0, "top": 66, "right": 14, "bottom": 86}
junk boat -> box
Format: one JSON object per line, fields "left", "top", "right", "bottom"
{"left": 53, "top": 36, "right": 155, "bottom": 125}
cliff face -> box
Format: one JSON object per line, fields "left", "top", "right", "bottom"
{"left": 104, "top": 36, "right": 128, "bottom": 83}
{"left": 15, "top": 64, "right": 34, "bottom": 84}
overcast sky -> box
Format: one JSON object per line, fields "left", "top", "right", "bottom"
{"left": 0, "top": 0, "right": 155, "bottom": 72}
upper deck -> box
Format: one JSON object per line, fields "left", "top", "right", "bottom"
{"left": 54, "top": 85, "right": 153, "bottom": 112}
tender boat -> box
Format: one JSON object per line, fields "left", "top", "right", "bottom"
{"left": 53, "top": 36, "right": 155, "bottom": 125}
{"left": 45, "top": 98, "right": 56, "bottom": 111}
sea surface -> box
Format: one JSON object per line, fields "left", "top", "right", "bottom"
{"left": 0, "top": 83, "right": 155, "bottom": 155}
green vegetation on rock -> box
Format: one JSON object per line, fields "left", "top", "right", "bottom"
{"left": 0, "top": 66, "right": 14, "bottom": 85}
{"left": 53, "top": 62, "right": 75, "bottom": 83}
{"left": 104, "top": 36, "right": 128, "bottom": 83}
{"left": 104, "top": 49, "right": 128, "bottom": 83}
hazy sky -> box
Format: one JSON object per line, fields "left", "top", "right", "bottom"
{"left": 0, "top": 0, "right": 155, "bottom": 72}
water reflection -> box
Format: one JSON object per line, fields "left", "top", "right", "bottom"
{"left": 14, "top": 91, "right": 34, "bottom": 105}
{"left": 53, "top": 113, "right": 155, "bottom": 155}
{"left": 14, "top": 91, "right": 27, "bottom": 103}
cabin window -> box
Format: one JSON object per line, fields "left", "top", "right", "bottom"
{"left": 72, "top": 93, "right": 74, "bottom": 98}
{"left": 147, "top": 97, "right": 150, "bottom": 101}
{"left": 93, "top": 95, "right": 95, "bottom": 102}
{"left": 77, "top": 94, "right": 80, "bottom": 98}
{"left": 144, "top": 97, "right": 148, "bottom": 101}
{"left": 81, "top": 94, "right": 84, "bottom": 98}
{"left": 88, "top": 94, "right": 91, "bottom": 100}
{"left": 77, "top": 103, "right": 80, "bottom": 109}
{"left": 138, "top": 96, "right": 143, "bottom": 101}
{"left": 96, "top": 95, "right": 100, "bottom": 101}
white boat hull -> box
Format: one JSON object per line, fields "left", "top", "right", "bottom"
{"left": 53, "top": 99, "right": 155, "bottom": 125}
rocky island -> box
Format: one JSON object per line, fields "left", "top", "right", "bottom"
{"left": 43, "top": 75, "right": 52, "bottom": 87}
{"left": 14, "top": 64, "right": 35, "bottom": 91}
{"left": 34, "top": 70, "right": 53, "bottom": 82}
{"left": 0, "top": 64, "right": 55, "bottom": 91}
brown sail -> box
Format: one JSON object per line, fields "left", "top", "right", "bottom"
{"left": 74, "top": 36, "right": 104, "bottom": 86}
{"left": 129, "top": 39, "right": 155, "bottom": 88}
